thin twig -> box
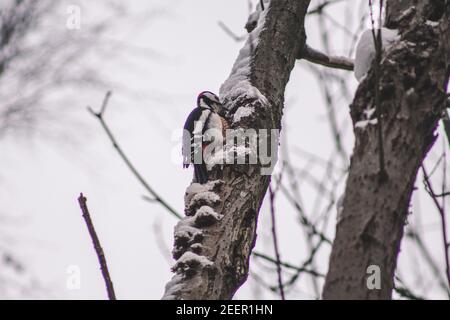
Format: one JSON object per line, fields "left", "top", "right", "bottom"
{"left": 88, "top": 91, "right": 182, "bottom": 220}
{"left": 435, "top": 191, "right": 450, "bottom": 198}
{"left": 217, "top": 21, "right": 246, "bottom": 42}
{"left": 442, "top": 110, "right": 450, "bottom": 148}
{"left": 394, "top": 276, "right": 425, "bottom": 300}
{"left": 320, "top": 11, "right": 358, "bottom": 40}
{"left": 281, "top": 239, "right": 327, "bottom": 289}
{"left": 142, "top": 195, "right": 157, "bottom": 202}
{"left": 306, "top": 66, "right": 348, "bottom": 163}
{"left": 278, "top": 182, "right": 333, "bottom": 244}
{"left": 307, "top": 0, "right": 346, "bottom": 15}
{"left": 259, "top": 0, "right": 265, "bottom": 11}
{"left": 281, "top": 145, "right": 321, "bottom": 296}
{"left": 422, "top": 165, "right": 450, "bottom": 289}
{"left": 269, "top": 184, "right": 285, "bottom": 300}
{"left": 77, "top": 193, "right": 116, "bottom": 300}
{"left": 406, "top": 228, "right": 450, "bottom": 296}
{"left": 252, "top": 252, "right": 325, "bottom": 278}
{"left": 369, "top": 0, "right": 388, "bottom": 182}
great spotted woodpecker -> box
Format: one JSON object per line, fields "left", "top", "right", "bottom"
{"left": 182, "top": 91, "right": 229, "bottom": 184}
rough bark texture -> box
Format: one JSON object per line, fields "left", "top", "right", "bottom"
{"left": 323, "top": 0, "right": 449, "bottom": 299}
{"left": 162, "top": 0, "right": 310, "bottom": 300}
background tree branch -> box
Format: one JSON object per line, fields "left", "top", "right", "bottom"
{"left": 323, "top": 0, "right": 450, "bottom": 299}
{"left": 77, "top": 193, "right": 116, "bottom": 300}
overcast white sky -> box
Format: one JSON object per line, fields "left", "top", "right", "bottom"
{"left": 0, "top": 0, "right": 448, "bottom": 299}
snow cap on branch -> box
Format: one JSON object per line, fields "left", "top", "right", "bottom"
{"left": 354, "top": 28, "right": 399, "bottom": 82}
{"left": 220, "top": 1, "right": 269, "bottom": 108}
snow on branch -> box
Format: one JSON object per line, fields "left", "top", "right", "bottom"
{"left": 220, "top": 0, "right": 269, "bottom": 109}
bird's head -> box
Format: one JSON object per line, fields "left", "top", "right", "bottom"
{"left": 197, "top": 91, "right": 222, "bottom": 113}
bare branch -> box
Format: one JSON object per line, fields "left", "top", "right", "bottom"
{"left": 406, "top": 228, "right": 450, "bottom": 295}
{"left": 369, "top": 0, "right": 388, "bottom": 182}
{"left": 301, "top": 45, "right": 354, "bottom": 71}
{"left": 421, "top": 165, "right": 450, "bottom": 289}
{"left": 268, "top": 184, "right": 285, "bottom": 300}
{"left": 88, "top": 92, "right": 182, "bottom": 220}
{"left": 252, "top": 252, "right": 325, "bottom": 278}
{"left": 278, "top": 182, "right": 333, "bottom": 245}
{"left": 442, "top": 110, "right": 450, "bottom": 148}
{"left": 217, "top": 21, "right": 246, "bottom": 42}
{"left": 77, "top": 193, "right": 116, "bottom": 300}
{"left": 307, "top": 0, "right": 347, "bottom": 15}
{"left": 394, "top": 276, "right": 425, "bottom": 300}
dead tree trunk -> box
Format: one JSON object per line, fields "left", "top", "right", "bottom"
{"left": 323, "top": 0, "right": 449, "bottom": 299}
{"left": 162, "top": 0, "right": 311, "bottom": 300}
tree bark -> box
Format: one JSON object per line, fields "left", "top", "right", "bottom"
{"left": 323, "top": 0, "right": 449, "bottom": 299}
{"left": 162, "top": 0, "right": 311, "bottom": 300}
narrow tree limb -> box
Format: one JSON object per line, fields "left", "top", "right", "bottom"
{"left": 369, "top": 0, "right": 388, "bottom": 182}
{"left": 307, "top": 0, "right": 347, "bottom": 15}
{"left": 442, "top": 110, "right": 450, "bottom": 148}
{"left": 268, "top": 184, "right": 285, "bottom": 300}
{"left": 421, "top": 166, "right": 450, "bottom": 289}
{"left": 77, "top": 193, "right": 116, "bottom": 300}
{"left": 259, "top": 0, "right": 265, "bottom": 11}
{"left": 217, "top": 21, "right": 245, "bottom": 42}
{"left": 301, "top": 45, "right": 354, "bottom": 71}
{"left": 252, "top": 252, "right": 325, "bottom": 278}
{"left": 88, "top": 92, "right": 182, "bottom": 220}
{"left": 393, "top": 277, "right": 425, "bottom": 300}
{"left": 406, "top": 228, "right": 450, "bottom": 296}
{"left": 279, "top": 182, "right": 333, "bottom": 244}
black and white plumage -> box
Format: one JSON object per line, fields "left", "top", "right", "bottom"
{"left": 182, "top": 91, "right": 228, "bottom": 184}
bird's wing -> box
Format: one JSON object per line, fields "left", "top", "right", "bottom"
{"left": 182, "top": 107, "right": 208, "bottom": 168}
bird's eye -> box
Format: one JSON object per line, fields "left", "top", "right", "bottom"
{"left": 210, "top": 96, "right": 219, "bottom": 104}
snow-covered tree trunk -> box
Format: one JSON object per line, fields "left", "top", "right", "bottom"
{"left": 323, "top": 0, "right": 449, "bottom": 299}
{"left": 162, "top": 0, "right": 310, "bottom": 300}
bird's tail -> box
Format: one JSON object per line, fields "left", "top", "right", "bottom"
{"left": 194, "top": 163, "right": 208, "bottom": 184}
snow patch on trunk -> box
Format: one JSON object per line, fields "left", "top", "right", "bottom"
{"left": 185, "top": 181, "right": 222, "bottom": 210}
{"left": 194, "top": 206, "right": 223, "bottom": 227}
{"left": 189, "top": 192, "right": 220, "bottom": 208}
{"left": 172, "top": 251, "right": 213, "bottom": 275}
{"left": 233, "top": 106, "right": 255, "bottom": 123}
{"left": 204, "top": 144, "right": 257, "bottom": 171}
{"left": 355, "top": 118, "right": 378, "bottom": 129}
{"left": 425, "top": 20, "right": 439, "bottom": 27}
{"left": 219, "top": 2, "right": 269, "bottom": 107}
{"left": 355, "top": 107, "right": 378, "bottom": 129}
